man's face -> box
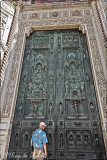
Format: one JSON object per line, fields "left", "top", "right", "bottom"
{"left": 40, "top": 125, "right": 45, "bottom": 130}
{"left": 42, "top": 125, "right": 45, "bottom": 130}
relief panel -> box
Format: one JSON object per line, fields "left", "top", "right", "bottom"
{"left": 8, "top": 30, "right": 106, "bottom": 160}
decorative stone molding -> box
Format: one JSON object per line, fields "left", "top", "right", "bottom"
{"left": 0, "top": 41, "right": 8, "bottom": 53}
{"left": 91, "top": 1, "right": 106, "bottom": 57}
{"left": 1, "top": 1, "right": 107, "bottom": 158}
{"left": 25, "top": 26, "right": 33, "bottom": 37}
{"left": 79, "top": 24, "right": 87, "bottom": 34}
{"left": 1, "top": 1, "right": 22, "bottom": 87}
{"left": 1, "top": 1, "right": 15, "bottom": 63}
{"left": 22, "top": 1, "right": 91, "bottom": 11}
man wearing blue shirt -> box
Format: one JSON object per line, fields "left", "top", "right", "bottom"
{"left": 31, "top": 122, "right": 48, "bottom": 160}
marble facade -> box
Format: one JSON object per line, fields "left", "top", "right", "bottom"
{"left": 0, "top": 0, "right": 106, "bottom": 159}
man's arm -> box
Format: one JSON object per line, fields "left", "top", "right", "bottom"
{"left": 31, "top": 136, "right": 34, "bottom": 154}
{"left": 31, "top": 142, "right": 34, "bottom": 154}
{"left": 43, "top": 143, "right": 47, "bottom": 158}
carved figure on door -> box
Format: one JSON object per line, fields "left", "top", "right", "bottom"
{"left": 28, "top": 80, "right": 33, "bottom": 95}
{"left": 14, "top": 133, "right": 19, "bottom": 147}
{"left": 84, "top": 135, "right": 90, "bottom": 146}
{"left": 35, "top": 105, "right": 39, "bottom": 114}
{"left": 23, "top": 134, "right": 29, "bottom": 146}
{"left": 18, "top": 104, "right": 23, "bottom": 116}
{"left": 65, "top": 80, "right": 70, "bottom": 93}
{"left": 95, "top": 134, "right": 100, "bottom": 148}
{"left": 70, "top": 63, "right": 76, "bottom": 75}
{"left": 77, "top": 135, "right": 82, "bottom": 145}
{"left": 69, "top": 134, "right": 75, "bottom": 146}
{"left": 70, "top": 76, "right": 79, "bottom": 90}
{"left": 80, "top": 81, "right": 84, "bottom": 92}
{"left": 86, "top": 73, "right": 90, "bottom": 82}
{"left": 59, "top": 103, "right": 63, "bottom": 114}
{"left": 90, "top": 102, "right": 94, "bottom": 113}
{"left": 60, "top": 133, "right": 63, "bottom": 147}
{"left": 73, "top": 102, "right": 80, "bottom": 116}
{"left": 30, "top": 104, "right": 40, "bottom": 116}
{"left": 35, "top": 73, "right": 43, "bottom": 90}
{"left": 48, "top": 133, "right": 52, "bottom": 146}
{"left": 49, "top": 103, "right": 52, "bottom": 114}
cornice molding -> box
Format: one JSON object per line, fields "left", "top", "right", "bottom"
{"left": 22, "top": 1, "right": 91, "bottom": 11}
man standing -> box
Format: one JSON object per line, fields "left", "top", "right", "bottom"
{"left": 31, "top": 122, "right": 48, "bottom": 160}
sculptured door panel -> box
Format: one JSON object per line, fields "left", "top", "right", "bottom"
{"left": 8, "top": 30, "right": 106, "bottom": 160}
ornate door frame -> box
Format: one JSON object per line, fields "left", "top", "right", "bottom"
{"left": 1, "top": 1, "right": 106, "bottom": 159}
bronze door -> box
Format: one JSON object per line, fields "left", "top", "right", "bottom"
{"left": 8, "top": 30, "right": 106, "bottom": 160}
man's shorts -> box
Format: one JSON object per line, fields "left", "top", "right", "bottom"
{"left": 32, "top": 148, "right": 44, "bottom": 160}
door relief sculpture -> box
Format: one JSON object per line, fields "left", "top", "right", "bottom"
{"left": 8, "top": 30, "right": 106, "bottom": 160}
